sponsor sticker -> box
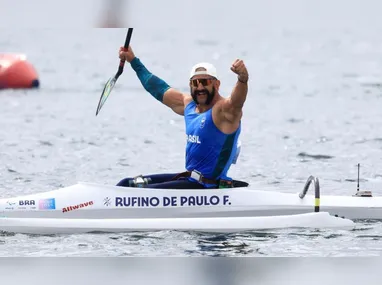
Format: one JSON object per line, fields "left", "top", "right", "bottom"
{"left": 39, "top": 198, "right": 56, "bottom": 210}
{"left": 62, "top": 201, "right": 94, "bottom": 213}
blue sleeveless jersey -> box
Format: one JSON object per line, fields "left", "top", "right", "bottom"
{"left": 184, "top": 101, "right": 241, "bottom": 183}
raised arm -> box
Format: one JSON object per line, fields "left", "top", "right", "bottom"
{"left": 119, "top": 46, "right": 187, "bottom": 115}
{"left": 221, "top": 59, "right": 249, "bottom": 123}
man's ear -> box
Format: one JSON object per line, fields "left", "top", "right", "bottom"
{"left": 215, "top": 80, "right": 221, "bottom": 89}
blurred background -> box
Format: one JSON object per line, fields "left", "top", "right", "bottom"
{"left": 1, "top": 0, "right": 382, "bottom": 257}
{"left": 0, "top": 0, "right": 128, "bottom": 28}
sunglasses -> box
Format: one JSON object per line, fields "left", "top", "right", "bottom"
{"left": 190, "top": 78, "right": 215, "bottom": 87}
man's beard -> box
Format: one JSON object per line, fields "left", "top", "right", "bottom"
{"left": 191, "top": 87, "right": 215, "bottom": 105}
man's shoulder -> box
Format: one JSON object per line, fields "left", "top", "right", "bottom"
{"left": 212, "top": 97, "right": 229, "bottom": 109}
{"left": 212, "top": 97, "right": 243, "bottom": 128}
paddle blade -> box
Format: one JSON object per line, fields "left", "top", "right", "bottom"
{"left": 95, "top": 76, "right": 117, "bottom": 116}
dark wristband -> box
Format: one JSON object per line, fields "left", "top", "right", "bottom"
{"left": 238, "top": 77, "right": 248, "bottom": 84}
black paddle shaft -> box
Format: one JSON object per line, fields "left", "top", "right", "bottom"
{"left": 116, "top": 28, "right": 134, "bottom": 78}
{"left": 95, "top": 28, "right": 134, "bottom": 116}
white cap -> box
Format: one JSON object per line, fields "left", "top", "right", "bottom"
{"left": 189, "top": 62, "right": 218, "bottom": 79}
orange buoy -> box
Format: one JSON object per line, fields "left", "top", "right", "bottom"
{"left": 0, "top": 53, "right": 40, "bottom": 89}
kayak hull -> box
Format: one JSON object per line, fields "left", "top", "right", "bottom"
{"left": 0, "top": 212, "right": 355, "bottom": 235}
{"left": 1, "top": 182, "right": 381, "bottom": 220}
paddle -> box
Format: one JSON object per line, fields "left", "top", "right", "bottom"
{"left": 95, "top": 28, "right": 134, "bottom": 116}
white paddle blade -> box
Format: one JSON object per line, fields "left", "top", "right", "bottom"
{"left": 96, "top": 76, "right": 117, "bottom": 115}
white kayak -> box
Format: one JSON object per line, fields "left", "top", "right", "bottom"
{"left": 0, "top": 212, "right": 354, "bottom": 235}
{"left": 0, "top": 175, "right": 378, "bottom": 234}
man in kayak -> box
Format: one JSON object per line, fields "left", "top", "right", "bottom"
{"left": 116, "top": 45, "right": 249, "bottom": 189}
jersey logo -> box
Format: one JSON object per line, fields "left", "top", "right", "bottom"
{"left": 200, "top": 116, "right": 206, "bottom": 129}
{"left": 186, "top": 134, "right": 201, "bottom": 144}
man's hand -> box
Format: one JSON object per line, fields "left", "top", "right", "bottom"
{"left": 119, "top": 45, "right": 136, "bottom": 63}
{"left": 230, "top": 59, "right": 249, "bottom": 83}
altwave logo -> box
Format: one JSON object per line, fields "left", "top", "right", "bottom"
{"left": 62, "top": 201, "right": 94, "bottom": 213}
{"left": 186, "top": 134, "right": 201, "bottom": 144}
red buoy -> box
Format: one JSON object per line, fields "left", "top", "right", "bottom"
{"left": 0, "top": 54, "right": 40, "bottom": 89}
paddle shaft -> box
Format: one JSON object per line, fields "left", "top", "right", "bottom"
{"left": 95, "top": 28, "right": 134, "bottom": 116}
{"left": 116, "top": 28, "right": 134, "bottom": 78}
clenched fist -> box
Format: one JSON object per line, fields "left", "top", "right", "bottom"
{"left": 230, "top": 59, "right": 249, "bottom": 83}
